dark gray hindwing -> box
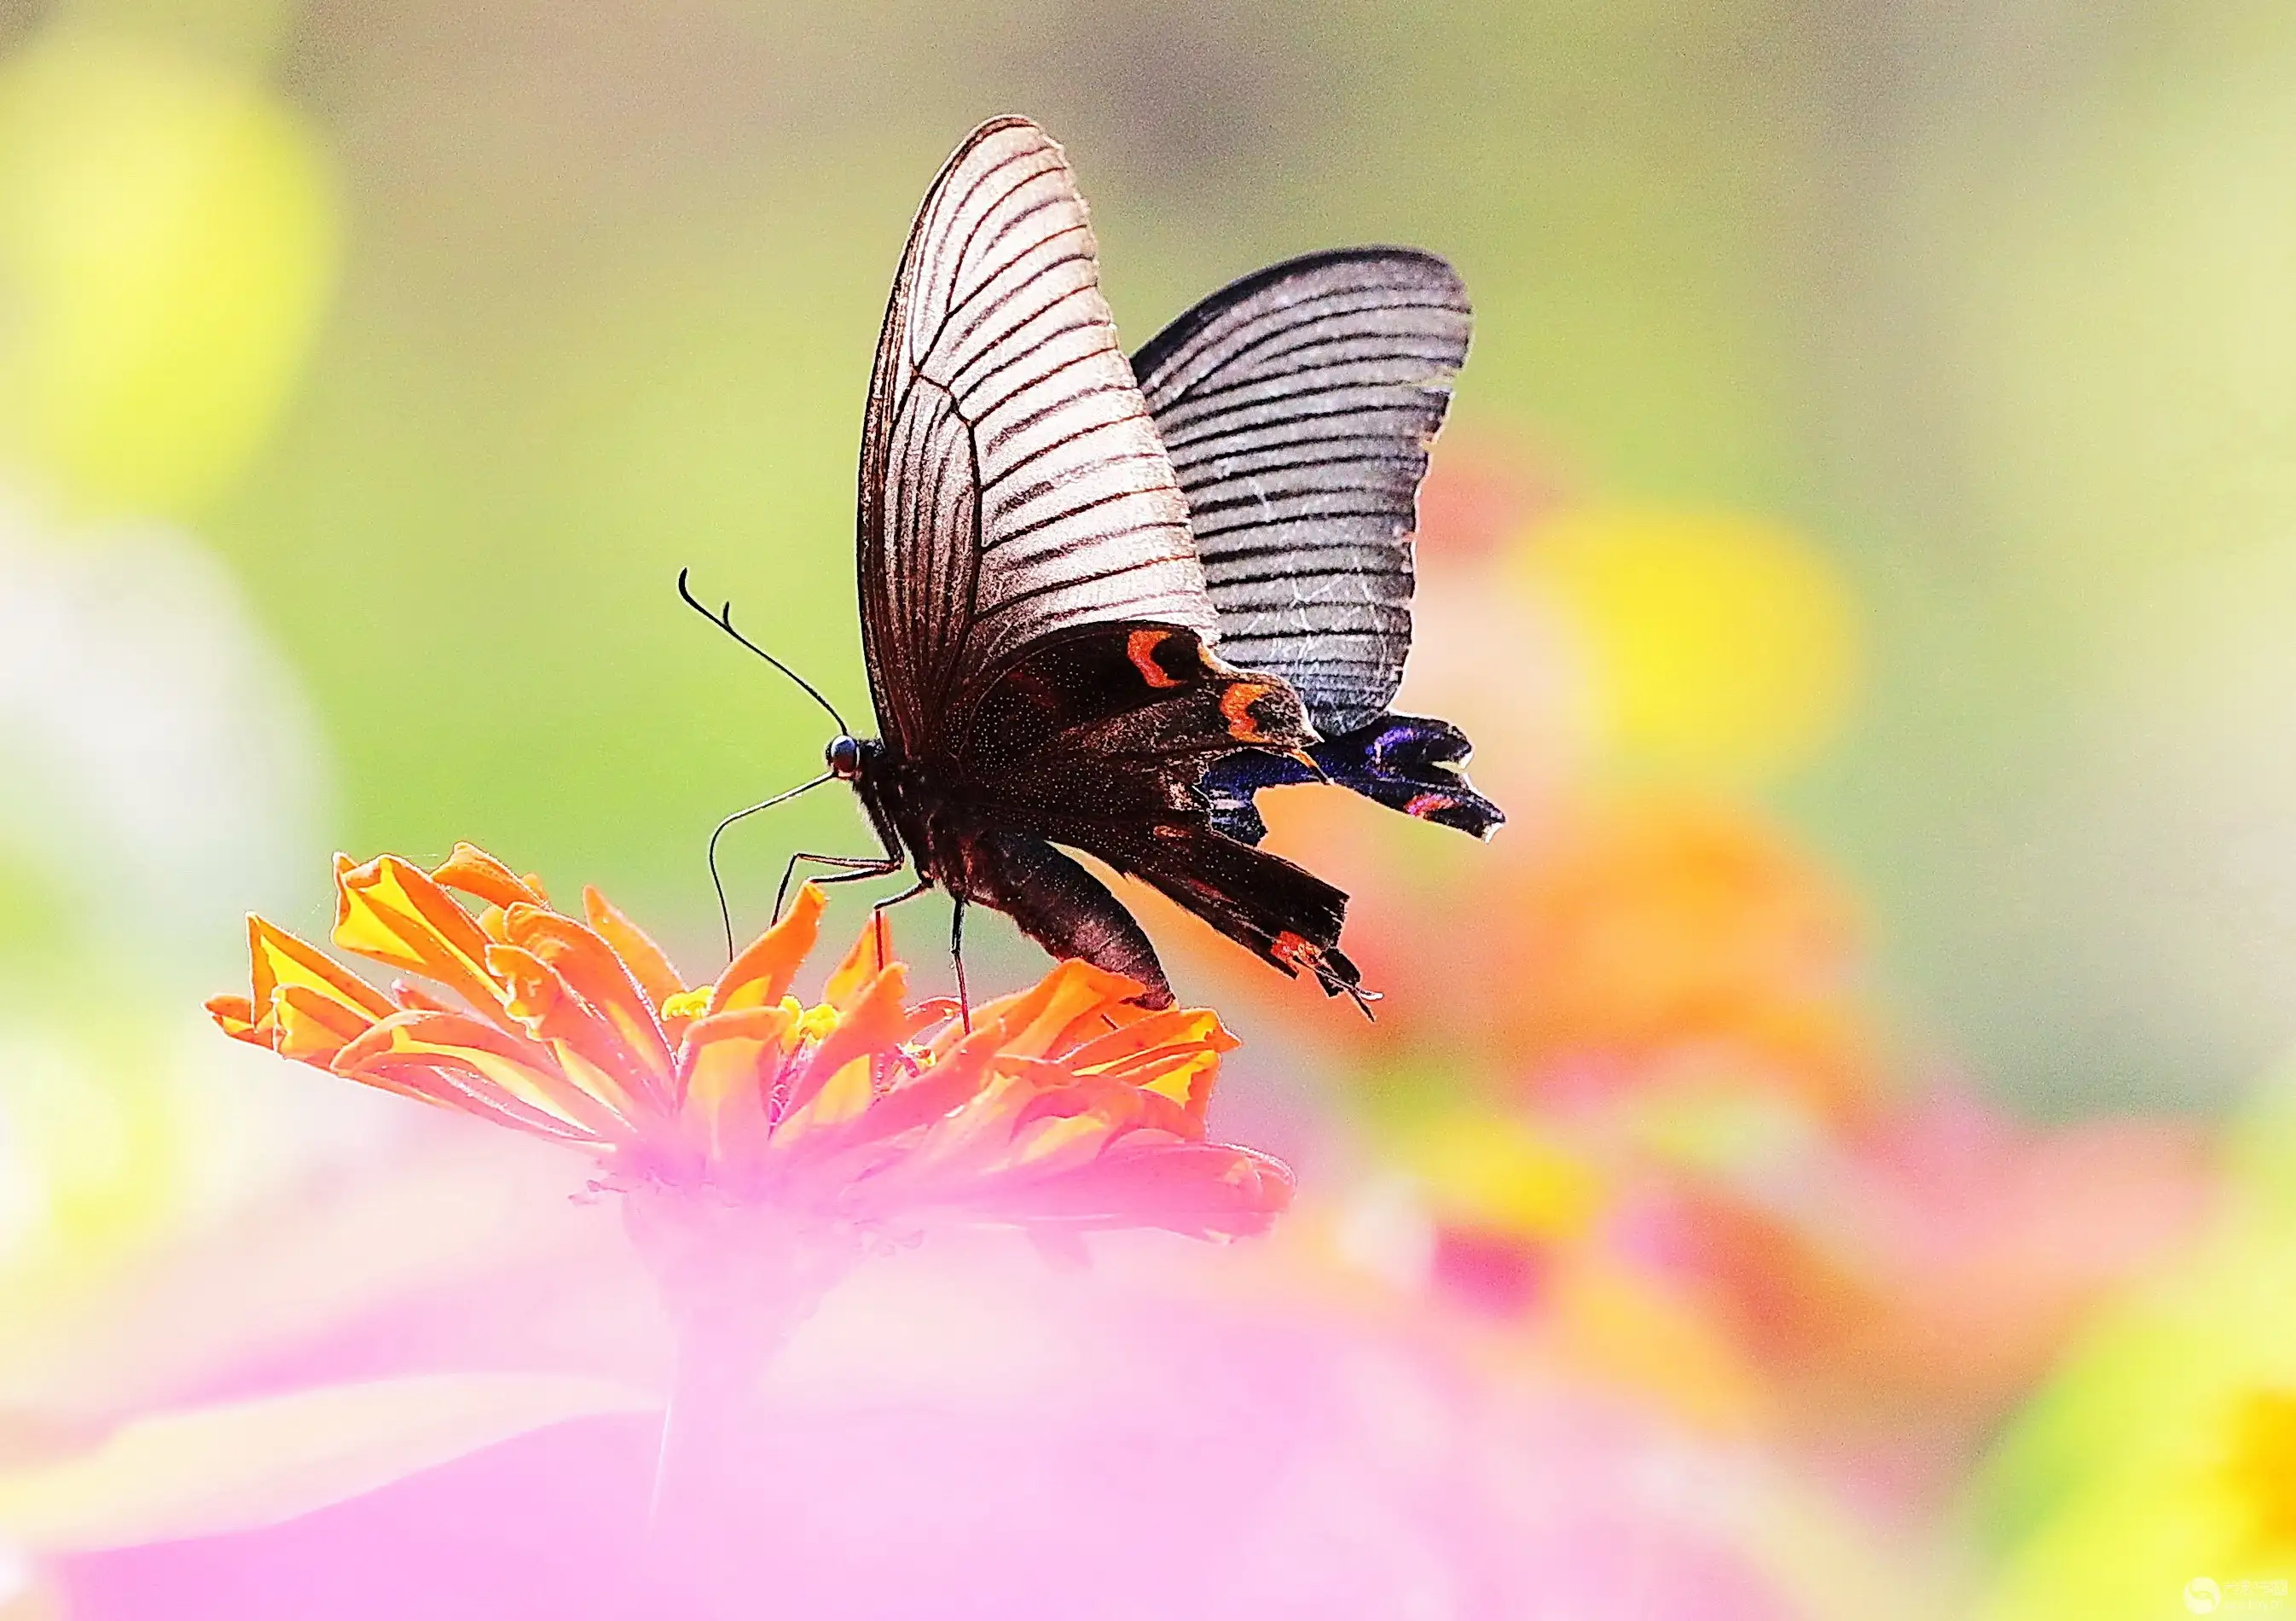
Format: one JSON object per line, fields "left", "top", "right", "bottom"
{"left": 1132, "top": 247, "right": 1470, "bottom": 737}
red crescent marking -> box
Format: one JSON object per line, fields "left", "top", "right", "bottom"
{"left": 1127, "top": 630, "right": 1183, "bottom": 689}
{"left": 1220, "top": 682, "right": 1273, "bottom": 742}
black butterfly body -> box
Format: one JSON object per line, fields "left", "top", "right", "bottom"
{"left": 808, "top": 116, "right": 1500, "bottom": 1009}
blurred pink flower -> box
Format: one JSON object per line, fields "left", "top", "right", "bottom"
{"left": 56, "top": 1238, "right": 1816, "bottom": 1621}
{"left": 1641, "top": 1087, "right": 2213, "bottom": 1415}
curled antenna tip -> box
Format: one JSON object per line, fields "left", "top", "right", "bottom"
{"left": 673, "top": 566, "right": 851, "bottom": 736}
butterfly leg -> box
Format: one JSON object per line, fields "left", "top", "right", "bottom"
{"left": 950, "top": 898, "right": 971, "bottom": 1032}
{"left": 867, "top": 876, "right": 935, "bottom": 975}
{"left": 771, "top": 851, "right": 905, "bottom": 924}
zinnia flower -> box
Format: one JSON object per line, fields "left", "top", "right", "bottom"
{"left": 207, "top": 844, "right": 1289, "bottom": 1245}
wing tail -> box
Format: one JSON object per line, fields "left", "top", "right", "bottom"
{"left": 1117, "top": 827, "right": 1362, "bottom": 1001}
{"left": 1203, "top": 712, "right": 1504, "bottom": 845}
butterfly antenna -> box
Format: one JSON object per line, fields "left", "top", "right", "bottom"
{"left": 677, "top": 566, "right": 850, "bottom": 736}
{"left": 707, "top": 774, "right": 834, "bottom": 961}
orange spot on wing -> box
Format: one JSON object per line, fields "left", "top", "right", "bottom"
{"left": 1128, "top": 630, "right": 1184, "bottom": 689}
{"left": 1221, "top": 682, "right": 1275, "bottom": 742}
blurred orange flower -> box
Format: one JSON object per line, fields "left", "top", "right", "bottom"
{"left": 1492, "top": 791, "right": 1874, "bottom": 1116}
{"left": 1256, "top": 786, "right": 1876, "bottom": 1120}
{"left": 209, "top": 845, "right": 1290, "bottom": 1242}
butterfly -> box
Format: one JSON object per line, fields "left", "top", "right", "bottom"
{"left": 699, "top": 115, "right": 1500, "bottom": 1013}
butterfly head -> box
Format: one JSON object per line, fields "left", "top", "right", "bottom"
{"left": 826, "top": 734, "right": 867, "bottom": 781}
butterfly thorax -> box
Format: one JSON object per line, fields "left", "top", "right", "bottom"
{"left": 848, "top": 738, "right": 1005, "bottom": 890}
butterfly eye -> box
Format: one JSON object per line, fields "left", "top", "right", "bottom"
{"left": 826, "top": 735, "right": 863, "bottom": 780}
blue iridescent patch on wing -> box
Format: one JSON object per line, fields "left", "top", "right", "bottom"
{"left": 1204, "top": 713, "right": 1505, "bottom": 845}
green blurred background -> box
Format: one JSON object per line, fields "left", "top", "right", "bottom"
{"left": 9, "top": 0, "right": 2296, "bottom": 1118}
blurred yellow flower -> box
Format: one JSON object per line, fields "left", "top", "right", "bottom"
{"left": 1393, "top": 1107, "right": 1604, "bottom": 1241}
{"left": 0, "top": 34, "right": 339, "bottom": 515}
{"left": 212, "top": 844, "right": 1290, "bottom": 1241}
{"left": 1521, "top": 507, "right": 1861, "bottom": 782}
{"left": 1976, "top": 1060, "right": 2296, "bottom": 1621}
{"left": 2224, "top": 1390, "right": 2296, "bottom": 1552}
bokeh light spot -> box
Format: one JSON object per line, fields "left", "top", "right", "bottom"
{"left": 1519, "top": 507, "right": 1861, "bottom": 782}
{"left": 2224, "top": 1387, "right": 2296, "bottom": 1553}
{"left": 0, "top": 36, "right": 339, "bottom": 516}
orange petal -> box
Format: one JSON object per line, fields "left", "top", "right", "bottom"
{"left": 1092, "top": 1043, "right": 1224, "bottom": 1120}
{"left": 822, "top": 909, "right": 897, "bottom": 1011}
{"left": 206, "top": 995, "right": 260, "bottom": 1045}
{"left": 273, "top": 984, "right": 390, "bottom": 1066}
{"left": 770, "top": 1027, "right": 1003, "bottom": 1183}
{"left": 331, "top": 855, "right": 507, "bottom": 1020}
{"left": 501, "top": 906, "right": 673, "bottom": 1089}
{"left": 780, "top": 964, "right": 912, "bottom": 1120}
{"left": 678, "top": 1005, "right": 802, "bottom": 1073}
{"left": 842, "top": 1067, "right": 1036, "bottom": 1209}
{"left": 989, "top": 960, "right": 1139, "bottom": 1060}
{"left": 983, "top": 1142, "right": 1295, "bottom": 1238}
{"left": 583, "top": 886, "right": 685, "bottom": 1011}
{"left": 334, "top": 1011, "right": 618, "bottom": 1141}
{"left": 710, "top": 883, "right": 827, "bottom": 1016}
{"left": 429, "top": 843, "right": 549, "bottom": 911}
{"left": 391, "top": 981, "right": 456, "bottom": 1014}
{"left": 1008, "top": 1067, "right": 1197, "bottom": 1145}
{"left": 774, "top": 1055, "right": 875, "bottom": 1142}
{"left": 484, "top": 943, "right": 651, "bottom": 1121}
{"left": 330, "top": 1048, "right": 597, "bottom": 1138}
{"left": 1061, "top": 1008, "right": 1238, "bottom": 1071}
{"left": 474, "top": 903, "right": 515, "bottom": 944}
{"left": 678, "top": 1005, "right": 796, "bottom": 1172}
{"left": 246, "top": 915, "right": 394, "bottom": 1034}
{"left": 1000, "top": 1107, "right": 1127, "bottom": 1178}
